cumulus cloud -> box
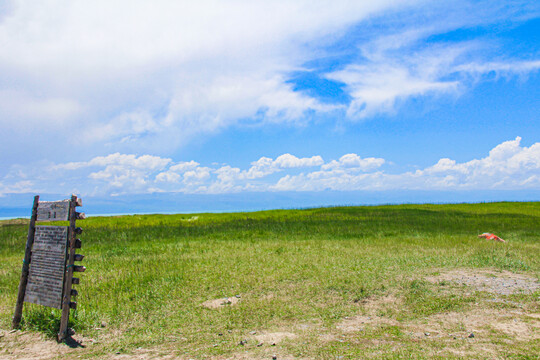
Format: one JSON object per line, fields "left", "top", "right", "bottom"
{"left": 321, "top": 154, "right": 385, "bottom": 171}
{"left": 244, "top": 154, "right": 324, "bottom": 179}
{"left": 203, "top": 154, "right": 325, "bottom": 193}
{"left": 49, "top": 153, "right": 172, "bottom": 195}
{"left": 2, "top": 138, "right": 538, "bottom": 197}
{"left": 415, "top": 137, "right": 540, "bottom": 189}
{"left": 273, "top": 137, "right": 540, "bottom": 191}
{"left": 156, "top": 160, "right": 212, "bottom": 190}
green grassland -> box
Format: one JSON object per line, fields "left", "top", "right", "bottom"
{"left": 0, "top": 202, "right": 539, "bottom": 359}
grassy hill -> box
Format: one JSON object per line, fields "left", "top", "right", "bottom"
{"left": 1, "top": 202, "right": 539, "bottom": 359}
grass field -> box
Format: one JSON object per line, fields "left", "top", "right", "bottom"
{"left": 0, "top": 202, "right": 539, "bottom": 359}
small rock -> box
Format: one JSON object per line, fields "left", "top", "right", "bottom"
{"left": 213, "top": 344, "right": 218, "bottom": 347}
{"left": 468, "top": 332, "right": 475, "bottom": 338}
{"left": 239, "top": 339, "right": 248, "bottom": 346}
{"left": 272, "top": 356, "right": 277, "bottom": 360}
{"left": 116, "top": 352, "right": 121, "bottom": 355}
{"left": 257, "top": 342, "right": 264, "bottom": 347}
{"left": 271, "top": 342, "right": 276, "bottom": 346}
{"left": 227, "top": 330, "right": 232, "bottom": 333}
{"left": 250, "top": 331, "right": 257, "bottom": 335}
{"left": 424, "top": 332, "right": 430, "bottom": 336}
{"left": 101, "top": 321, "right": 107, "bottom": 328}
{"left": 235, "top": 294, "right": 241, "bottom": 298}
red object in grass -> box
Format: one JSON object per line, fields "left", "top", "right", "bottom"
{"left": 478, "top": 233, "right": 505, "bottom": 242}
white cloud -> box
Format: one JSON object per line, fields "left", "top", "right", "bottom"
{"left": 155, "top": 171, "right": 181, "bottom": 184}
{"left": 0, "top": 180, "right": 34, "bottom": 196}
{"left": 321, "top": 154, "right": 385, "bottom": 171}
{"left": 274, "top": 154, "right": 324, "bottom": 168}
{"left": 455, "top": 60, "right": 540, "bottom": 77}
{"left": 205, "top": 154, "right": 326, "bottom": 190}
{"left": 273, "top": 137, "right": 540, "bottom": 191}
{"left": 2, "top": 137, "right": 538, "bottom": 197}
{"left": 415, "top": 137, "right": 540, "bottom": 189}
{"left": 243, "top": 154, "right": 324, "bottom": 179}
{"left": 83, "top": 111, "right": 160, "bottom": 144}
{"left": 324, "top": 10, "right": 540, "bottom": 119}
{"left": 0, "top": 0, "right": 539, "bottom": 193}
{"left": 0, "top": 90, "right": 81, "bottom": 125}
{"left": 50, "top": 153, "right": 172, "bottom": 195}
{"left": 0, "top": 0, "right": 411, "bottom": 156}
{"left": 56, "top": 153, "right": 171, "bottom": 171}
{"left": 327, "top": 61, "right": 460, "bottom": 118}
{"left": 155, "top": 161, "right": 212, "bottom": 190}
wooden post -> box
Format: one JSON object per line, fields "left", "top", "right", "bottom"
{"left": 12, "top": 195, "right": 39, "bottom": 329}
{"left": 57, "top": 195, "right": 79, "bottom": 342}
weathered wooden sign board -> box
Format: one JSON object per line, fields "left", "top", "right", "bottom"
{"left": 36, "top": 200, "right": 70, "bottom": 222}
{"left": 12, "top": 195, "right": 86, "bottom": 342}
{"left": 24, "top": 226, "right": 68, "bottom": 308}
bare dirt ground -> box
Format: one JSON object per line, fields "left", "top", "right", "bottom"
{"left": 0, "top": 332, "right": 90, "bottom": 360}
{"left": 1, "top": 268, "right": 538, "bottom": 359}
{"left": 201, "top": 296, "right": 241, "bottom": 309}
{"left": 424, "top": 269, "right": 540, "bottom": 296}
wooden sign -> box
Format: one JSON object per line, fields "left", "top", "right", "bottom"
{"left": 36, "top": 200, "right": 70, "bottom": 222}
{"left": 12, "top": 195, "right": 85, "bottom": 343}
{"left": 24, "top": 226, "right": 68, "bottom": 309}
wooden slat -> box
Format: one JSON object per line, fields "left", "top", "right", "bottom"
{"left": 12, "top": 196, "right": 39, "bottom": 329}
{"left": 27, "top": 276, "right": 63, "bottom": 288}
{"left": 36, "top": 201, "right": 70, "bottom": 222}
{"left": 24, "top": 226, "right": 68, "bottom": 309}
{"left": 24, "top": 292, "right": 63, "bottom": 309}
{"left": 58, "top": 195, "right": 79, "bottom": 342}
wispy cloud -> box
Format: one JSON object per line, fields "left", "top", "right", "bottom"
{"left": 325, "top": 25, "right": 540, "bottom": 119}
{"left": 455, "top": 60, "right": 540, "bottom": 76}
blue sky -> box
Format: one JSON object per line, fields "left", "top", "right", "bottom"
{"left": 0, "top": 0, "right": 539, "bottom": 215}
